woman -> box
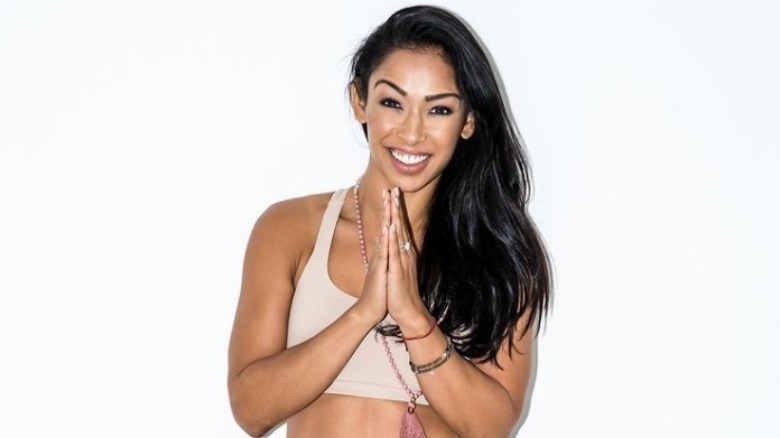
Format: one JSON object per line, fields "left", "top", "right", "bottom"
{"left": 228, "top": 5, "right": 551, "bottom": 437}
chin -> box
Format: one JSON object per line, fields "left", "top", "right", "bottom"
{"left": 393, "top": 173, "right": 443, "bottom": 195}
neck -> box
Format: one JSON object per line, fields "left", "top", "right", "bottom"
{"left": 355, "top": 171, "right": 437, "bottom": 242}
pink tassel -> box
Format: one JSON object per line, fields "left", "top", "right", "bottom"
{"left": 400, "top": 399, "right": 427, "bottom": 438}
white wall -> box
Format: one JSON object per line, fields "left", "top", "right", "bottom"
{"left": 1, "top": 1, "right": 778, "bottom": 436}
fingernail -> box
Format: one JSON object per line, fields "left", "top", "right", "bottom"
{"left": 390, "top": 223, "right": 397, "bottom": 233}
{"left": 383, "top": 225, "right": 388, "bottom": 235}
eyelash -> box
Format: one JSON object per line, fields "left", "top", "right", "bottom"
{"left": 380, "top": 98, "right": 453, "bottom": 116}
{"left": 380, "top": 98, "right": 402, "bottom": 109}
{"left": 430, "top": 106, "right": 452, "bottom": 116}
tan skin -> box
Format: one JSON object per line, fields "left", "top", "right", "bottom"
{"left": 228, "top": 49, "right": 534, "bottom": 437}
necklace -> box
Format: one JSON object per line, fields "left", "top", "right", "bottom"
{"left": 352, "top": 177, "right": 426, "bottom": 438}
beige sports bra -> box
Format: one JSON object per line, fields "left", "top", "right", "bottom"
{"left": 286, "top": 188, "right": 428, "bottom": 405}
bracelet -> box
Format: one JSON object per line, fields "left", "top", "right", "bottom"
{"left": 409, "top": 337, "right": 454, "bottom": 375}
{"left": 402, "top": 318, "right": 437, "bottom": 342}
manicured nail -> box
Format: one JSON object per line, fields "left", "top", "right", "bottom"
{"left": 390, "top": 223, "right": 397, "bottom": 233}
{"left": 383, "top": 225, "right": 388, "bottom": 235}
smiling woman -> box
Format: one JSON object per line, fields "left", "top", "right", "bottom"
{"left": 227, "top": 5, "right": 551, "bottom": 438}
{"left": 353, "top": 49, "right": 474, "bottom": 195}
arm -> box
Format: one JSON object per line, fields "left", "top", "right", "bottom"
{"left": 402, "top": 309, "right": 534, "bottom": 437}
{"left": 227, "top": 199, "right": 389, "bottom": 437}
{"left": 386, "top": 188, "right": 534, "bottom": 437}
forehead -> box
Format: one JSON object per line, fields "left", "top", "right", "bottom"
{"left": 369, "top": 48, "right": 458, "bottom": 92}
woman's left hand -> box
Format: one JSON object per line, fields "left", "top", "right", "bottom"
{"left": 386, "top": 187, "right": 432, "bottom": 331}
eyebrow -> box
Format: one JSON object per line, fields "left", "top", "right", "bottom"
{"left": 374, "top": 79, "right": 462, "bottom": 102}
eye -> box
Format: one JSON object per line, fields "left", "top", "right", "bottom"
{"left": 380, "top": 98, "right": 402, "bottom": 109}
{"left": 429, "top": 106, "right": 453, "bottom": 116}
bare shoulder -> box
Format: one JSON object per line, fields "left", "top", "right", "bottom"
{"left": 245, "top": 191, "right": 336, "bottom": 278}
{"left": 252, "top": 191, "right": 334, "bottom": 243}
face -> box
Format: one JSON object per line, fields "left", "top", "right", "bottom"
{"left": 351, "top": 48, "right": 475, "bottom": 194}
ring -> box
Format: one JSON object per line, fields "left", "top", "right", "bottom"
{"left": 399, "top": 241, "right": 411, "bottom": 252}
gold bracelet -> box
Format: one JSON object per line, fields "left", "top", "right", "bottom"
{"left": 409, "top": 337, "right": 454, "bottom": 375}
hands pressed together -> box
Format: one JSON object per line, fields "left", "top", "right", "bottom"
{"left": 356, "top": 187, "right": 432, "bottom": 333}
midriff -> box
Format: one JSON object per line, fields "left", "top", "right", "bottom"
{"left": 287, "top": 394, "right": 457, "bottom": 438}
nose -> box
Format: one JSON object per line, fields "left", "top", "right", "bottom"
{"left": 396, "top": 111, "right": 426, "bottom": 145}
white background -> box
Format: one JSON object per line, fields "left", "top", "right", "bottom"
{"left": 1, "top": 0, "right": 778, "bottom": 437}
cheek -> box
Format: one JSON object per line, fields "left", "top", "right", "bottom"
{"left": 429, "top": 122, "right": 463, "bottom": 145}
{"left": 365, "top": 111, "right": 397, "bottom": 139}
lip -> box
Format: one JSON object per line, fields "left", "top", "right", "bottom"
{"left": 387, "top": 148, "right": 431, "bottom": 175}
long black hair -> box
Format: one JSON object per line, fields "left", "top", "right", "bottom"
{"left": 350, "top": 5, "right": 552, "bottom": 365}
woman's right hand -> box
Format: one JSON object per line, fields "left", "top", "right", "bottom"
{"left": 352, "top": 189, "right": 391, "bottom": 325}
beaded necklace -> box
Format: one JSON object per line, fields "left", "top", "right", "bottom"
{"left": 352, "top": 178, "right": 426, "bottom": 438}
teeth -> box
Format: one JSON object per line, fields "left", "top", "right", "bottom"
{"left": 391, "top": 149, "right": 429, "bottom": 165}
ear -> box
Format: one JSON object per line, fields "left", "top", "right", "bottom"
{"left": 460, "top": 112, "right": 475, "bottom": 139}
{"left": 350, "top": 81, "right": 367, "bottom": 124}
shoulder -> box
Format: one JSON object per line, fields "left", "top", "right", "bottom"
{"left": 244, "top": 191, "right": 339, "bottom": 274}
{"left": 253, "top": 191, "right": 336, "bottom": 237}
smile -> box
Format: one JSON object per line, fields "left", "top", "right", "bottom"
{"left": 390, "top": 149, "right": 430, "bottom": 165}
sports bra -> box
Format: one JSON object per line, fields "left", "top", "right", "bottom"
{"left": 286, "top": 188, "right": 429, "bottom": 405}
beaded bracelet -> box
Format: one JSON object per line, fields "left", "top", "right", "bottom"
{"left": 409, "top": 337, "right": 455, "bottom": 375}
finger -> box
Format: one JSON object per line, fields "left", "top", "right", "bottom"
{"left": 388, "top": 221, "right": 400, "bottom": 275}
{"left": 391, "top": 187, "right": 413, "bottom": 264}
{"left": 380, "top": 222, "right": 389, "bottom": 268}
{"left": 370, "top": 220, "right": 389, "bottom": 272}
{"left": 383, "top": 189, "right": 392, "bottom": 231}
{"left": 369, "top": 189, "right": 390, "bottom": 260}
{"left": 362, "top": 221, "right": 389, "bottom": 322}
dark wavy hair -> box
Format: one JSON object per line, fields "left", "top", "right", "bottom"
{"left": 350, "top": 5, "right": 552, "bottom": 365}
